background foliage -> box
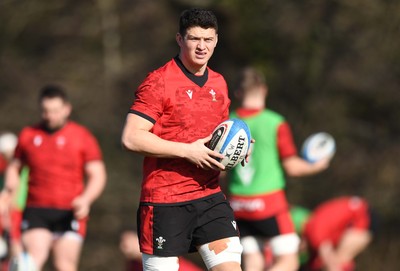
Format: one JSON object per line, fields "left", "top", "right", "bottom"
{"left": 1, "top": 0, "right": 399, "bottom": 270}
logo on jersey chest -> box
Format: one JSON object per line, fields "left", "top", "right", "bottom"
{"left": 209, "top": 89, "right": 217, "bottom": 101}
{"left": 33, "top": 135, "right": 66, "bottom": 149}
{"left": 184, "top": 88, "right": 218, "bottom": 101}
{"left": 186, "top": 89, "right": 193, "bottom": 99}
{"left": 33, "top": 135, "right": 43, "bottom": 146}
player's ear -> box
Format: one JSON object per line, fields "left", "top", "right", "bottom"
{"left": 64, "top": 102, "right": 72, "bottom": 117}
{"left": 176, "top": 32, "right": 183, "bottom": 46}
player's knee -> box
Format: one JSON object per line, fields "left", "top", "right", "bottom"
{"left": 198, "top": 237, "right": 243, "bottom": 270}
{"left": 53, "top": 258, "right": 78, "bottom": 271}
{"left": 269, "top": 233, "right": 300, "bottom": 255}
{"left": 142, "top": 254, "right": 179, "bottom": 271}
{"left": 274, "top": 253, "right": 300, "bottom": 271}
{"left": 241, "top": 236, "right": 262, "bottom": 254}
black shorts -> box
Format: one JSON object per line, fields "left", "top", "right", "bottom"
{"left": 237, "top": 209, "right": 295, "bottom": 238}
{"left": 22, "top": 207, "right": 86, "bottom": 236}
{"left": 137, "top": 192, "right": 240, "bottom": 256}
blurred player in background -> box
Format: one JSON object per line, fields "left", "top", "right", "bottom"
{"left": 227, "top": 67, "right": 331, "bottom": 271}
{"left": 303, "top": 196, "right": 375, "bottom": 271}
{"left": 0, "top": 85, "right": 107, "bottom": 271}
{"left": 122, "top": 8, "right": 247, "bottom": 271}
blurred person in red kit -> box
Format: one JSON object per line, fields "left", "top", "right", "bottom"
{"left": 0, "top": 85, "right": 107, "bottom": 271}
{"left": 303, "top": 196, "right": 376, "bottom": 271}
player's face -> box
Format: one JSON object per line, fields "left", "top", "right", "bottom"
{"left": 40, "top": 97, "right": 71, "bottom": 130}
{"left": 176, "top": 26, "right": 218, "bottom": 75}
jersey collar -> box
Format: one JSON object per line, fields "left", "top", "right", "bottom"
{"left": 174, "top": 56, "right": 208, "bottom": 87}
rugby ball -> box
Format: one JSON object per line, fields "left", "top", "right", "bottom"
{"left": 0, "top": 132, "right": 17, "bottom": 154}
{"left": 301, "top": 132, "right": 336, "bottom": 163}
{"left": 208, "top": 119, "right": 251, "bottom": 171}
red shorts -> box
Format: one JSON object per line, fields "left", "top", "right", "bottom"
{"left": 230, "top": 190, "right": 295, "bottom": 237}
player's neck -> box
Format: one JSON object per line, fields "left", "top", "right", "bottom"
{"left": 41, "top": 121, "right": 69, "bottom": 134}
{"left": 178, "top": 55, "right": 206, "bottom": 76}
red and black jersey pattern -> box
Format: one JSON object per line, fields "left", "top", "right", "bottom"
{"left": 129, "top": 57, "right": 231, "bottom": 203}
{"left": 14, "top": 121, "right": 102, "bottom": 209}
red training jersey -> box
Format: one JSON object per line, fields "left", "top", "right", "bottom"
{"left": 129, "top": 57, "right": 230, "bottom": 203}
{"left": 304, "top": 196, "right": 371, "bottom": 249}
{"left": 0, "top": 155, "right": 7, "bottom": 173}
{"left": 14, "top": 121, "right": 102, "bottom": 209}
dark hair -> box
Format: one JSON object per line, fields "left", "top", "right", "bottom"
{"left": 179, "top": 8, "right": 218, "bottom": 36}
{"left": 239, "top": 67, "right": 266, "bottom": 91}
{"left": 39, "top": 84, "right": 69, "bottom": 102}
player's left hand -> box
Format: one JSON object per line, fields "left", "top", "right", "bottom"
{"left": 241, "top": 138, "right": 255, "bottom": 167}
{"left": 71, "top": 196, "right": 91, "bottom": 219}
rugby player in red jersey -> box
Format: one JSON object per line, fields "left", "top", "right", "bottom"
{"left": 303, "top": 196, "right": 375, "bottom": 271}
{"left": 122, "top": 8, "right": 248, "bottom": 271}
{"left": 0, "top": 85, "right": 107, "bottom": 271}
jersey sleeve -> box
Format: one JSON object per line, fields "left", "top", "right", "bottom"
{"left": 277, "top": 122, "right": 298, "bottom": 159}
{"left": 129, "top": 71, "right": 164, "bottom": 124}
{"left": 82, "top": 130, "right": 102, "bottom": 162}
{"left": 0, "top": 155, "right": 6, "bottom": 172}
{"left": 350, "top": 199, "right": 371, "bottom": 230}
{"left": 13, "top": 130, "right": 27, "bottom": 162}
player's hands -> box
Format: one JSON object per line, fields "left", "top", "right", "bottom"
{"left": 241, "top": 138, "right": 255, "bottom": 167}
{"left": 184, "top": 135, "right": 225, "bottom": 171}
{"left": 71, "top": 195, "right": 91, "bottom": 219}
{"left": 313, "top": 157, "right": 331, "bottom": 172}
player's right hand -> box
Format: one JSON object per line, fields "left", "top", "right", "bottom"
{"left": 184, "top": 135, "right": 225, "bottom": 171}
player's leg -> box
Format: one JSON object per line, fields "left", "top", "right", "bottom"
{"left": 264, "top": 211, "right": 300, "bottom": 271}
{"left": 268, "top": 234, "right": 300, "bottom": 271}
{"left": 52, "top": 232, "right": 83, "bottom": 271}
{"left": 268, "top": 252, "right": 298, "bottom": 271}
{"left": 137, "top": 203, "right": 198, "bottom": 271}
{"left": 22, "top": 228, "right": 53, "bottom": 269}
{"left": 238, "top": 236, "right": 264, "bottom": 271}
{"left": 197, "top": 237, "right": 242, "bottom": 271}
{"left": 335, "top": 228, "right": 372, "bottom": 266}
{"left": 195, "top": 194, "right": 243, "bottom": 271}
{"left": 51, "top": 210, "right": 87, "bottom": 271}
{"left": 142, "top": 254, "right": 179, "bottom": 271}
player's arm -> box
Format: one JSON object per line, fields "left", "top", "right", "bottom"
{"left": 121, "top": 113, "right": 225, "bottom": 170}
{"left": 318, "top": 241, "right": 342, "bottom": 271}
{"left": 278, "top": 122, "right": 330, "bottom": 177}
{"left": 0, "top": 158, "right": 22, "bottom": 214}
{"left": 282, "top": 156, "right": 330, "bottom": 177}
{"left": 72, "top": 160, "right": 106, "bottom": 219}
